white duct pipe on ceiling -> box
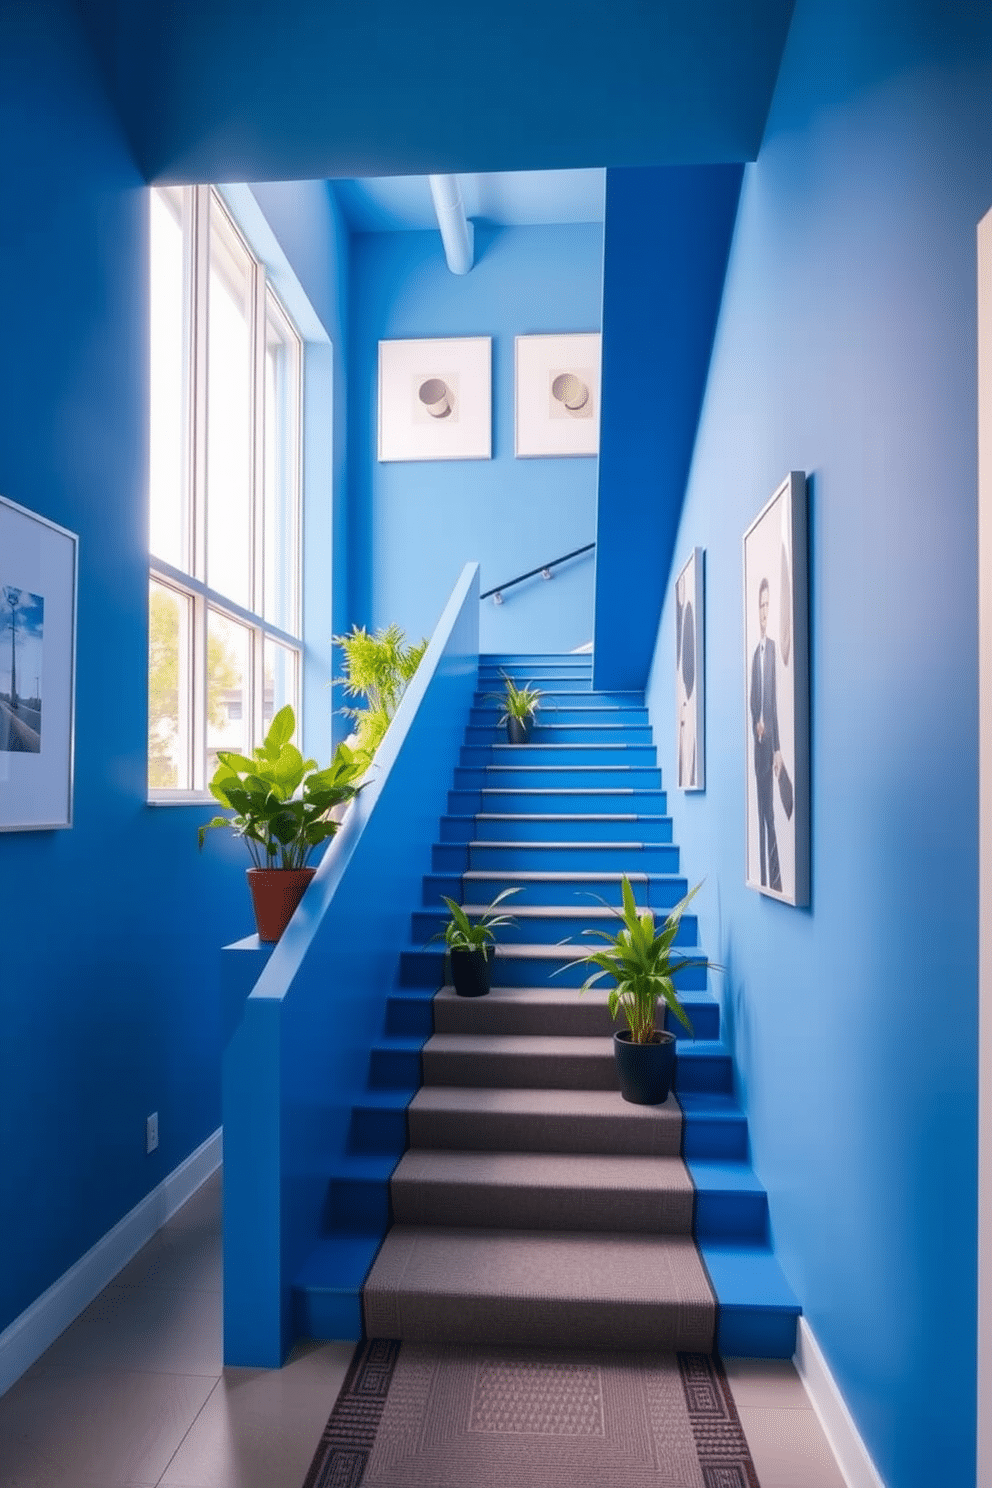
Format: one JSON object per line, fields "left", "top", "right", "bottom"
{"left": 428, "top": 174, "right": 474, "bottom": 275}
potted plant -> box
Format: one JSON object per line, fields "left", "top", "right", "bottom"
{"left": 198, "top": 705, "right": 365, "bottom": 942}
{"left": 489, "top": 671, "right": 543, "bottom": 744}
{"left": 560, "top": 876, "right": 717, "bottom": 1105}
{"left": 429, "top": 888, "right": 520, "bottom": 996}
{"left": 333, "top": 623, "right": 428, "bottom": 775}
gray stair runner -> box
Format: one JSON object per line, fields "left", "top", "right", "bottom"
{"left": 363, "top": 656, "right": 717, "bottom": 1350}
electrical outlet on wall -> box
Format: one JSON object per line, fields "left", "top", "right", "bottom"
{"left": 146, "top": 1112, "right": 159, "bottom": 1154}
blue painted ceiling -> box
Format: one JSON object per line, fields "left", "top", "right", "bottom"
{"left": 334, "top": 170, "right": 606, "bottom": 233}
{"left": 74, "top": 0, "right": 796, "bottom": 184}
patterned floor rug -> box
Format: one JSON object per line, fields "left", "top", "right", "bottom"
{"left": 303, "top": 1338, "right": 761, "bottom": 1487}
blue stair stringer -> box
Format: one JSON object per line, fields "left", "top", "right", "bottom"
{"left": 292, "top": 652, "right": 800, "bottom": 1357}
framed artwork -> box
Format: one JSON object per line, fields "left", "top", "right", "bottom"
{"left": 378, "top": 336, "right": 491, "bottom": 461}
{"left": 743, "top": 472, "right": 809, "bottom": 906}
{"left": 515, "top": 333, "right": 601, "bottom": 457}
{"left": 0, "top": 494, "right": 78, "bottom": 830}
{"left": 675, "top": 547, "right": 704, "bottom": 791}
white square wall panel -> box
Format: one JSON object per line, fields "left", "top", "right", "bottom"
{"left": 378, "top": 337, "right": 492, "bottom": 461}
{"left": 515, "top": 333, "right": 602, "bottom": 457}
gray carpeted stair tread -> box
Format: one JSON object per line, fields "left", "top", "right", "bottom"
{"left": 363, "top": 1225, "right": 715, "bottom": 1351}
{"left": 407, "top": 1085, "right": 682, "bottom": 1155}
{"left": 390, "top": 1150, "right": 694, "bottom": 1233}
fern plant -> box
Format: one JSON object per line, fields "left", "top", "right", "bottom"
{"left": 333, "top": 623, "right": 428, "bottom": 771}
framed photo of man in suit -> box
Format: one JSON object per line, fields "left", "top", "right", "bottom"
{"left": 675, "top": 547, "right": 704, "bottom": 791}
{"left": 743, "top": 473, "right": 809, "bottom": 906}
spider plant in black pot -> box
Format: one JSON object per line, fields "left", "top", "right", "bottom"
{"left": 561, "top": 876, "right": 717, "bottom": 1104}
{"left": 488, "top": 671, "right": 543, "bottom": 744}
{"left": 429, "top": 888, "right": 520, "bottom": 997}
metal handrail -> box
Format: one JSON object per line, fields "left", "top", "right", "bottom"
{"left": 481, "top": 543, "right": 596, "bottom": 604}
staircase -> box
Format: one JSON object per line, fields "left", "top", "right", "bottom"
{"left": 293, "top": 652, "right": 800, "bottom": 1358}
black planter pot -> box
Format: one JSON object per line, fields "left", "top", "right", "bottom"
{"left": 449, "top": 947, "right": 490, "bottom": 997}
{"left": 613, "top": 1029, "right": 677, "bottom": 1105}
{"left": 506, "top": 715, "right": 534, "bottom": 744}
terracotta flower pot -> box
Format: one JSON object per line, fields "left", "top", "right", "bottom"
{"left": 613, "top": 1028, "right": 677, "bottom": 1105}
{"left": 247, "top": 867, "right": 316, "bottom": 942}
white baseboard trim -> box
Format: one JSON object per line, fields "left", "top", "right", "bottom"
{"left": 794, "top": 1316, "right": 887, "bottom": 1488}
{"left": 0, "top": 1127, "right": 222, "bottom": 1398}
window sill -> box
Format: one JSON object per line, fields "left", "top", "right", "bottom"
{"left": 147, "top": 791, "right": 215, "bottom": 807}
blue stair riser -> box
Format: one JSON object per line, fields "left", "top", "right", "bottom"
{"left": 370, "top": 1043, "right": 423, "bottom": 1089}
{"left": 675, "top": 1046, "right": 735, "bottom": 1094}
{"left": 294, "top": 1289, "right": 363, "bottom": 1345}
{"left": 473, "top": 690, "right": 642, "bottom": 707}
{"left": 694, "top": 1191, "right": 769, "bottom": 1243}
{"left": 454, "top": 767, "right": 663, "bottom": 790}
{"left": 330, "top": 1175, "right": 393, "bottom": 1231}
{"left": 385, "top": 989, "right": 436, "bottom": 1037}
{"left": 481, "top": 657, "right": 594, "bottom": 669}
{"left": 433, "top": 843, "right": 679, "bottom": 873}
{"left": 421, "top": 872, "right": 690, "bottom": 910}
{"left": 478, "top": 679, "right": 594, "bottom": 696}
{"left": 478, "top": 659, "right": 592, "bottom": 672}
{"left": 438, "top": 815, "right": 674, "bottom": 845}
{"left": 460, "top": 744, "right": 658, "bottom": 768}
{"left": 681, "top": 1113, "right": 749, "bottom": 1160}
{"left": 716, "top": 1306, "right": 799, "bottom": 1360}
{"left": 410, "top": 907, "right": 698, "bottom": 948}
{"left": 448, "top": 789, "right": 669, "bottom": 816}
{"left": 469, "top": 707, "right": 649, "bottom": 727}
{"left": 349, "top": 1102, "right": 411, "bottom": 1154}
{"left": 399, "top": 948, "right": 710, "bottom": 991}
{"left": 465, "top": 724, "right": 655, "bottom": 746}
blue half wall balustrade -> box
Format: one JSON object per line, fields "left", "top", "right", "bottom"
{"left": 222, "top": 563, "right": 480, "bottom": 1366}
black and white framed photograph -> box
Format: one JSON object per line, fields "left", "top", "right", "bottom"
{"left": 515, "top": 333, "right": 601, "bottom": 457}
{"left": 378, "top": 336, "right": 492, "bottom": 461}
{"left": 743, "top": 472, "right": 809, "bottom": 905}
{"left": 0, "top": 494, "right": 78, "bottom": 830}
{"left": 675, "top": 547, "right": 704, "bottom": 791}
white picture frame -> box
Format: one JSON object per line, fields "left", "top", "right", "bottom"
{"left": 515, "top": 333, "right": 602, "bottom": 457}
{"left": 675, "top": 547, "right": 704, "bottom": 792}
{"left": 378, "top": 336, "right": 492, "bottom": 461}
{"left": 743, "top": 472, "right": 809, "bottom": 906}
{"left": 0, "top": 493, "right": 78, "bottom": 831}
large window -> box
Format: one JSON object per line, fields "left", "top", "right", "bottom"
{"left": 148, "top": 186, "right": 303, "bottom": 795}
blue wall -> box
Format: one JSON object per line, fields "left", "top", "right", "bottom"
{"left": 594, "top": 165, "right": 742, "bottom": 691}
{"left": 0, "top": 8, "right": 345, "bottom": 1343}
{"left": 0, "top": 0, "right": 245, "bottom": 1334}
{"left": 347, "top": 223, "right": 602, "bottom": 653}
{"left": 646, "top": 1, "right": 991, "bottom": 1483}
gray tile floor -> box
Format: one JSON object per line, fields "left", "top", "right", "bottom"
{"left": 0, "top": 1170, "right": 849, "bottom": 1487}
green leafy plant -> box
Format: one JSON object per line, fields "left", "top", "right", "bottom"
{"left": 197, "top": 705, "right": 365, "bottom": 869}
{"left": 558, "top": 876, "right": 717, "bottom": 1043}
{"left": 429, "top": 888, "right": 521, "bottom": 959}
{"left": 333, "top": 623, "right": 428, "bottom": 772}
{"left": 487, "top": 671, "right": 544, "bottom": 725}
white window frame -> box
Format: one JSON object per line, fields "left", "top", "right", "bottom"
{"left": 148, "top": 185, "right": 303, "bottom": 801}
